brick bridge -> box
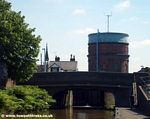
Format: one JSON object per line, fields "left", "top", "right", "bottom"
{"left": 18, "top": 72, "right": 136, "bottom": 108}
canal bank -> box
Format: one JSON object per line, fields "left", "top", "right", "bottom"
{"left": 115, "top": 108, "right": 150, "bottom": 119}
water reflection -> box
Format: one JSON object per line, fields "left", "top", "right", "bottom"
{"left": 51, "top": 108, "right": 114, "bottom": 119}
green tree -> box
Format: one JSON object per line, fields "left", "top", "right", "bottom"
{"left": 0, "top": 0, "right": 41, "bottom": 82}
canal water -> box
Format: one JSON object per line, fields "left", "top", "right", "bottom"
{"left": 1, "top": 108, "right": 114, "bottom": 119}
{"left": 50, "top": 108, "right": 115, "bottom": 119}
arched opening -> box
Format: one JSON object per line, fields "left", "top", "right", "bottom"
{"left": 73, "top": 89, "right": 105, "bottom": 108}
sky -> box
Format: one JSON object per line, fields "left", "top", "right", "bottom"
{"left": 8, "top": 0, "right": 150, "bottom": 72}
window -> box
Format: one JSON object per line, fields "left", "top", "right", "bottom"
{"left": 51, "top": 67, "right": 59, "bottom": 72}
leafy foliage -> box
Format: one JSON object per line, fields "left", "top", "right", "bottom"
{"left": 0, "top": 86, "right": 55, "bottom": 113}
{"left": 0, "top": 90, "right": 25, "bottom": 113}
{"left": 0, "top": 0, "right": 41, "bottom": 82}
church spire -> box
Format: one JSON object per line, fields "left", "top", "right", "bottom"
{"left": 45, "top": 43, "right": 49, "bottom": 61}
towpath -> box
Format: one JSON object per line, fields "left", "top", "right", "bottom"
{"left": 115, "top": 108, "right": 150, "bottom": 119}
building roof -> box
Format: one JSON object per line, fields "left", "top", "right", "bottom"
{"left": 49, "top": 61, "right": 78, "bottom": 71}
{"left": 88, "top": 32, "right": 129, "bottom": 44}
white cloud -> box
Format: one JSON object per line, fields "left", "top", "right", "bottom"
{"left": 38, "top": 0, "right": 65, "bottom": 4}
{"left": 129, "top": 57, "right": 141, "bottom": 72}
{"left": 130, "top": 39, "right": 150, "bottom": 49}
{"left": 140, "top": 39, "right": 150, "bottom": 46}
{"left": 69, "top": 27, "right": 96, "bottom": 35}
{"left": 120, "top": 17, "right": 150, "bottom": 26}
{"left": 75, "top": 49, "right": 88, "bottom": 71}
{"left": 120, "top": 17, "right": 139, "bottom": 23}
{"left": 127, "top": 17, "right": 139, "bottom": 22}
{"left": 114, "top": 0, "right": 131, "bottom": 12}
{"left": 129, "top": 39, "right": 150, "bottom": 72}
{"left": 72, "top": 9, "right": 86, "bottom": 16}
{"left": 141, "top": 21, "right": 150, "bottom": 25}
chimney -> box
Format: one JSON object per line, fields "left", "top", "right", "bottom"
{"left": 55, "top": 56, "right": 60, "bottom": 61}
{"left": 70, "top": 54, "right": 75, "bottom": 61}
{"left": 73, "top": 55, "right": 75, "bottom": 61}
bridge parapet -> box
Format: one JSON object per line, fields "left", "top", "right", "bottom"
{"left": 18, "top": 72, "right": 133, "bottom": 88}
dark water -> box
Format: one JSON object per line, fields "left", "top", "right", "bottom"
{"left": 50, "top": 108, "right": 115, "bottom": 119}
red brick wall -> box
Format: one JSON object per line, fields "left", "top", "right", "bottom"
{"left": 88, "top": 43, "right": 129, "bottom": 72}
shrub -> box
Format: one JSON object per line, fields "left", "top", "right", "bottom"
{"left": 0, "top": 86, "right": 55, "bottom": 113}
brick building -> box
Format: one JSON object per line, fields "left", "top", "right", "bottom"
{"left": 88, "top": 32, "right": 129, "bottom": 73}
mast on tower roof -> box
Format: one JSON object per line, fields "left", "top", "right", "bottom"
{"left": 106, "top": 13, "right": 112, "bottom": 32}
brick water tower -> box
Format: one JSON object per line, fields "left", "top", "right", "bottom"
{"left": 88, "top": 32, "right": 129, "bottom": 73}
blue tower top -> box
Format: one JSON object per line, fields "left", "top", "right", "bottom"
{"left": 88, "top": 32, "right": 129, "bottom": 44}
